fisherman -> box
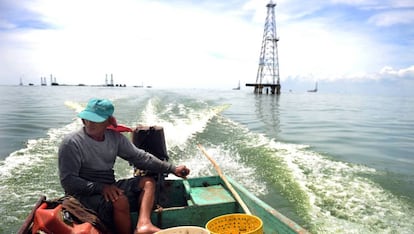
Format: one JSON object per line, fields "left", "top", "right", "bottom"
{"left": 58, "top": 98, "right": 190, "bottom": 234}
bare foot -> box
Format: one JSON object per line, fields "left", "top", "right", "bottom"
{"left": 135, "top": 224, "right": 161, "bottom": 234}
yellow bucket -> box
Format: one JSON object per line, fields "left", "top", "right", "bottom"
{"left": 155, "top": 226, "right": 210, "bottom": 234}
{"left": 206, "top": 214, "right": 263, "bottom": 234}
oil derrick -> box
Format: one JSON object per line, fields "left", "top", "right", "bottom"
{"left": 246, "top": 1, "right": 281, "bottom": 95}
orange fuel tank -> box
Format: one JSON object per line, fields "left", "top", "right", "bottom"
{"left": 32, "top": 203, "right": 100, "bottom": 234}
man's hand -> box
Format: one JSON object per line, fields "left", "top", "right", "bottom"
{"left": 174, "top": 165, "right": 190, "bottom": 179}
{"left": 102, "top": 184, "right": 124, "bottom": 202}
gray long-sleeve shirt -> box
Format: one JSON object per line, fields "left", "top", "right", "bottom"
{"left": 58, "top": 128, "right": 175, "bottom": 196}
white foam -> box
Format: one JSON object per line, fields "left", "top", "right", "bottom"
{"left": 190, "top": 145, "right": 267, "bottom": 196}
{"left": 64, "top": 101, "right": 84, "bottom": 113}
{"left": 0, "top": 121, "right": 80, "bottom": 179}
{"left": 137, "top": 99, "right": 266, "bottom": 194}
{"left": 140, "top": 97, "right": 160, "bottom": 124}
{"left": 139, "top": 98, "right": 229, "bottom": 149}
{"left": 268, "top": 141, "right": 414, "bottom": 233}
{"left": 209, "top": 120, "right": 414, "bottom": 232}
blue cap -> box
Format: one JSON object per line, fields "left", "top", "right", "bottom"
{"left": 78, "top": 98, "right": 114, "bottom": 123}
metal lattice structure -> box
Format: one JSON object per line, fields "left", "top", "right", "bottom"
{"left": 246, "top": 1, "right": 281, "bottom": 95}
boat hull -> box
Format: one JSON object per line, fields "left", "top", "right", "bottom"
{"left": 136, "top": 176, "right": 309, "bottom": 233}
{"left": 20, "top": 176, "right": 309, "bottom": 234}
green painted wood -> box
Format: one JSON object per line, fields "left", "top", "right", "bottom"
{"left": 226, "top": 176, "right": 308, "bottom": 234}
{"left": 131, "top": 176, "right": 309, "bottom": 233}
{"left": 189, "top": 185, "right": 235, "bottom": 205}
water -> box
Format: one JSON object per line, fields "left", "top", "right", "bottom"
{"left": 0, "top": 86, "right": 413, "bottom": 233}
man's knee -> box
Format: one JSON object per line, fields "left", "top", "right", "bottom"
{"left": 139, "top": 177, "right": 156, "bottom": 190}
{"left": 112, "top": 194, "right": 129, "bottom": 212}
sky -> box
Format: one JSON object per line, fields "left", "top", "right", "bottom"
{"left": 1, "top": 0, "right": 414, "bottom": 93}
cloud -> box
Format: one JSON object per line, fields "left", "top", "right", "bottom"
{"left": 0, "top": 0, "right": 261, "bottom": 87}
{"left": 368, "top": 9, "right": 414, "bottom": 26}
{"left": 0, "top": 0, "right": 413, "bottom": 90}
{"left": 379, "top": 65, "right": 414, "bottom": 79}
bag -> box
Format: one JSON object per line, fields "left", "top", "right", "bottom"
{"left": 60, "top": 196, "right": 109, "bottom": 233}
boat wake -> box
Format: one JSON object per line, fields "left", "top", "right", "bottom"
{"left": 2, "top": 93, "right": 413, "bottom": 233}
{"left": 173, "top": 108, "right": 414, "bottom": 233}
{"left": 268, "top": 142, "right": 414, "bottom": 233}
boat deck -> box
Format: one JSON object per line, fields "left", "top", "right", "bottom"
{"left": 132, "top": 176, "right": 243, "bottom": 229}
{"left": 131, "top": 176, "right": 309, "bottom": 233}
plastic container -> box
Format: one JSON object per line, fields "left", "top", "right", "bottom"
{"left": 155, "top": 226, "right": 210, "bottom": 234}
{"left": 206, "top": 213, "right": 263, "bottom": 234}
{"left": 32, "top": 203, "right": 100, "bottom": 234}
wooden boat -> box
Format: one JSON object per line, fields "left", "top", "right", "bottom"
{"left": 18, "top": 126, "right": 309, "bottom": 233}
{"left": 307, "top": 82, "right": 318, "bottom": 92}
{"left": 18, "top": 175, "right": 309, "bottom": 234}
{"left": 233, "top": 80, "right": 241, "bottom": 90}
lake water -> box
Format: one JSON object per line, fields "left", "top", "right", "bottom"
{"left": 0, "top": 85, "right": 413, "bottom": 233}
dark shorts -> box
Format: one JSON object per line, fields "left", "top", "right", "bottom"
{"left": 75, "top": 177, "right": 141, "bottom": 231}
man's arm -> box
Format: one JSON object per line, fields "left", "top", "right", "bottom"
{"left": 116, "top": 134, "right": 190, "bottom": 178}
{"left": 117, "top": 134, "right": 176, "bottom": 173}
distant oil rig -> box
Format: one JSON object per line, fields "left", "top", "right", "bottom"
{"left": 39, "top": 74, "right": 58, "bottom": 86}
{"left": 246, "top": 1, "right": 281, "bottom": 95}
{"left": 105, "top": 74, "right": 115, "bottom": 87}
{"left": 25, "top": 73, "right": 128, "bottom": 87}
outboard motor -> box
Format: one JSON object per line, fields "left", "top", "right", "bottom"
{"left": 132, "top": 125, "right": 169, "bottom": 204}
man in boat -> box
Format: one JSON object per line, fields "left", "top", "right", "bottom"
{"left": 58, "top": 98, "right": 190, "bottom": 234}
